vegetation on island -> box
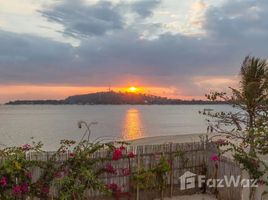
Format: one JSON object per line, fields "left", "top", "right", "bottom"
{"left": 6, "top": 91, "right": 227, "bottom": 105}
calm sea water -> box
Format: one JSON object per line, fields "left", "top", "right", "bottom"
{"left": 0, "top": 105, "right": 232, "bottom": 150}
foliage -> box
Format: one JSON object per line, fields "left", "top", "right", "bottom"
{"left": 0, "top": 137, "right": 135, "bottom": 200}
{"left": 204, "top": 56, "right": 268, "bottom": 200}
{"left": 132, "top": 155, "right": 171, "bottom": 196}
{"left": 0, "top": 141, "right": 43, "bottom": 199}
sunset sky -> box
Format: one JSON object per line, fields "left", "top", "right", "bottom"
{"left": 0, "top": 0, "right": 267, "bottom": 103}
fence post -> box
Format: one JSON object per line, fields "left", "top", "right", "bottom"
{"left": 169, "top": 143, "right": 173, "bottom": 198}
{"left": 136, "top": 151, "right": 140, "bottom": 200}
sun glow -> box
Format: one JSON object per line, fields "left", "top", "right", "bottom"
{"left": 123, "top": 108, "right": 143, "bottom": 140}
{"left": 127, "top": 86, "right": 139, "bottom": 93}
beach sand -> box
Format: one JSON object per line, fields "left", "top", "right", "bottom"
{"left": 129, "top": 133, "right": 207, "bottom": 146}
{"left": 129, "top": 134, "right": 268, "bottom": 161}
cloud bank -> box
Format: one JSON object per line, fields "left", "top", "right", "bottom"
{"left": 0, "top": 0, "right": 268, "bottom": 100}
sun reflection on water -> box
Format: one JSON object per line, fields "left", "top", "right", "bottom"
{"left": 123, "top": 108, "right": 143, "bottom": 140}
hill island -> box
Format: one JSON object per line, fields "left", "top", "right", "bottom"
{"left": 5, "top": 91, "right": 225, "bottom": 105}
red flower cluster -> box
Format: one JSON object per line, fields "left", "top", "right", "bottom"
{"left": 210, "top": 154, "right": 219, "bottom": 162}
{"left": 42, "top": 186, "right": 50, "bottom": 194}
{"left": 36, "top": 182, "right": 50, "bottom": 195}
{"left": 0, "top": 176, "right": 7, "bottom": 187}
{"left": 119, "top": 145, "right": 126, "bottom": 151}
{"left": 112, "top": 149, "right": 123, "bottom": 161}
{"left": 106, "top": 183, "right": 129, "bottom": 199}
{"left": 122, "top": 168, "right": 130, "bottom": 176}
{"left": 22, "top": 144, "right": 31, "bottom": 151}
{"left": 69, "top": 152, "right": 75, "bottom": 158}
{"left": 13, "top": 185, "right": 21, "bottom": 195}
{"left": 12, "top": 183, "right": 29, "bottom": 195}
{"left": 26, "top": 172, "right": 32, "bottom": 179}
{"left": 112, "top": 147, "right": 135, "bottom": 160}
{"left": 53, "top": 171, "right": 63, "bottom": 178}
{"left": 21, "top": 183, "right": 29, "bottom": 193}
{"left": 127, "top": 152, "right": 135, "bottom": 158}
{"left": 107, "top": 183, "right": 121, "bottom": 194}
{"left": 105, "top": 164, "right": 117, "bottom": 174}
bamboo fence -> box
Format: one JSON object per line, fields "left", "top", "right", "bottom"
{"left": 24, "top": 141, "right": 242, "bottom": 200}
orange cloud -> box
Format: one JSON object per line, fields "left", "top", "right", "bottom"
{"left": 193, "top": 75, "right": 239, "bottom": 92}
{"left": 0, "top": 85, "right": 192, "bottom": 103}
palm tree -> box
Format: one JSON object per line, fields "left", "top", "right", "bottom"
{"left": 206, "top": 56, "right": 268, "bottom": 200}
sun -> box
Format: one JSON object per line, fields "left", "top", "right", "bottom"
{"left": 128, "top": 86, "right": 138, "bottom": 93}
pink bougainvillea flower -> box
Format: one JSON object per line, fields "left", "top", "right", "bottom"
{"left": 105, "top": 164, "right": 117, "bottom": 174}
{"left": 122, "top": 168, "right": 131, "bottom": 176}
{"left": 119, "top": 145, "right": 126, "bottom": 151}
{"left": 107, "top": 183, "right": 117, "bottom": 191}
{"left": 42, "top": 186, "right": 50, "bottom": 194}
{"left": 112, "top": 148, "right": 123, "bottom": 160}
{"left": 13, "top": 185, "right": 21, "bottom": 194}
{"left": 107, "top": 183, "right": 121, "bottom": 193}
{"left": 210, "top": 154, "right": 219, "bottom": 162}
{"left": 69, "top": 152, "right": 75, "bottom": 158}
{"left": 53, "top": 171, "right": 63, "bottom": 178}
{"left": 22, "top": 144, "right": 31, "bottom": 151}
{"left": 21, "top": 182, "right": 29, "bottom": 193}
{"left": 26, "top": 172, "right": 32, "bottom": 179}
{"left": 0, "top": 176, "right": 7, "bottom": 187}
{"left": 127, "top": 152, "right": 135, "bottom": 158}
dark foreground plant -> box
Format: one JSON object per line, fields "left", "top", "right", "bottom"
{"left": 204, "top": 56, "right": 268, "bottom": 200}
{"left": 0, "top": 136, "right": 135, "bottom": 200}
{"left": 0, "top": 141, "right": 43, "bottom": 199}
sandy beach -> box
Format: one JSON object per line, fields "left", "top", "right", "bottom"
{"left": 129, "top": 133, "right": 207, "bottom": 146}
{"left": 130, "top": 133, "right": 268, "bottom": 162}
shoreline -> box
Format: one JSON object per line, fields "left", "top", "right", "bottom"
{"left": 129, "top": 133, "right": 268, "bottom": 162}
{"left": 128, "top": 133, "right": 208, "bottom": 146}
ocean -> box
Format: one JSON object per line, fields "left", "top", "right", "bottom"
{"left": 0, "top": 104, "right": 233, "bottom": 150}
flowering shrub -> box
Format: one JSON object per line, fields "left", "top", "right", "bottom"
{"left": 210, "top": 154, "right": 219, "bottom": 162}
{"left": 0, "top": 138, "right": 136, "bottom": 200}
{"left": 112, "top": 148, "right": 123, "bottom": 161}
{"left": 127, "top": 152, "right": 135, "bottom": 158}
{"left": 0, "top": 141, "right": 42, "bottom": 199}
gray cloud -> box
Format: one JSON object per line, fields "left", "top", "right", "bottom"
{"left": 130, "top": 0, "right": 161, "bottom": 17}
{"left": 40, "top": 0, "right": 124, "bottom": 38}
{"left": 1, "top": 0, "right": 268, "bottom": 98}
{"left": 0, "top": 30, "right": 76, "bottom": 84}
{"left": 205, "top": 0, "right": 268, "bottom": 39}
